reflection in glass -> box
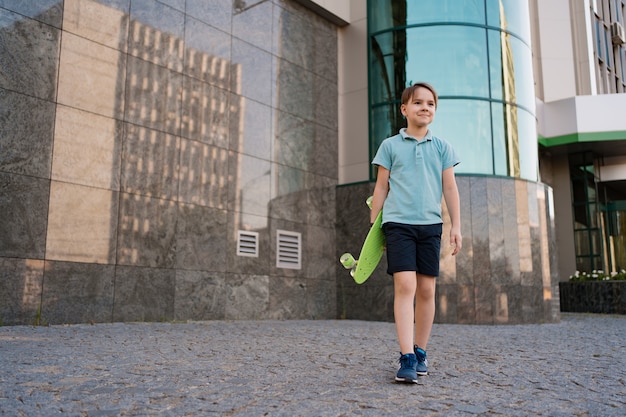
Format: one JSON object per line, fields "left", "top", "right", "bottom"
{"left": 367, "top": 0, "right": 537, "bottom": 181}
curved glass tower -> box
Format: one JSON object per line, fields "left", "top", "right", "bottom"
{"left": 368, "top": 0, "right": 537, "bottom": 181}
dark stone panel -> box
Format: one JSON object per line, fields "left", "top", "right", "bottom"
{"left": 306, "top": 277, "right": 336, "bottom": 319}
{"left": 435, "top": 284, "right": 458, "bottom": 324}
{"left": 313, "top": 74, "right": 338, "bottom": 130}
{"left": 231, "top": 0, "right": 273, "bottom": 53}
{"left": 312, "top": 14, "right": 338, "bottom": 82}
{"left": 0, "top": 0, "right": 64, "bottom": 28}
{"left": 121, "top": 124, "right": 180, "bottom": 200}
{"left": 275, "top": 58, "right": 314, "bottom": 121}
{"left": 470, "top": 177, "right": 490, "bottom": 285}
{"left": 124, "top": 55, "right": 183, "bottom": 135}
{"left": 559, "top": 281, "right": 625, "bottom": 314}
{"left": 0, "top": 9, "right": 61, "bottom": 100}
{"left": 455, "top": 284, "right": 476, "bottom": 324}
{"left": 116, "top": 193, "right": 177, "bottom": 268}
{"left": 230, "top": 39, "right": 272, "bottom": 105}
{"left": 273, "top": 3, "right": 315, "bottom": 71}
{"left": 175, "top": 269, "right": 228, "bottom": 320}
{"left": 0, "top": 89, "right": 55, "bottom": 178}
{"left": 501, "top": 177, "right": 521, "bottom": 284}
{"left": 0, "top": 257, "right": 44, "bottom": 325}
{"left": 128, "top": 0, "right": 185, "bottom": 71}
{"left": 41, "top": 261, "right": 115, "bottom": 324}
{"left": 0, "top": 173, "right": 49, "bottom": 258}
{"left": 487, "top": 177, "right": 506, "bottom": 284}
{"left": 224, "top": 273, "right": 269, "bottom": 320}
{"left": 175, "top": 203, "right": 228, "bottom": 272}
{"left": 178, "top": 140, "right": 229, "bottom": 209}
{"left": 304, "top": 173, "right": 336, "bottom": 226}
{"left": 303, "top": 225, "right": 335, "bottom": 280}
{"left": 112, "top": 265, "right": 175, "bottom": 322}
{"left": 455, "top": 176, "right": 473, "bottom": 284}
{"left": 310, "top": 123, "right": 338, "bottom": 179}
{"left": 268, "top": 275, "right": 308, "bottom": 319}
{"left": 186, "top": 0, "right": 233, "bottom": 34}
{"left": 181, "top": 77, "right": 230, "bottom": 148}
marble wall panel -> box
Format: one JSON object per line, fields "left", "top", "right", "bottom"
{"left": 274, "top": 111, "right": 314, "bottom": 171}
{"left": 175, "top": 270, "right": 227, "bottom": 320}
{"left": 112, "top": 265, "right": 175, "bottom": 322}
{"left": 224, "top": 273, "right": 270, "bottom": 320}
{"left": 184, "top": 16, "right": 231, "bottom": 83}
{"left": 232, "top": 0, "right": 273, "bottom": 53}
{"left": 175, "top": 203, "right": 228, "bottom": 272}
{"left": 0, "top": 173, "right": 50, "bottom": 258}
{"left": 313, "top": 74, "right": 338, "bottom": 130}
{"left": 52, "top": 105, "right": 123, "bottom": 190}
{"left": 273, "top": 4, "right": 314, "bottom": 71}
{"left": 310, "top": 123, "right": 338, "bottom": 179}
{"left": 0, "top": 9, "right": 60, "bottom": 100}
{"left": 303, "top": 174, "right": 336, "bottom": 226}
{"left": 0, "top": 0, "right": 64, "bottom": 28}
{"left": 41, "top": 260, "right": 115, "bottom": 324}
{"left": 227, "top": 153, "right": 271, "bottom": 217}
{"left": 502, "top": 177, "right": 521, "bottom": 284}
{"left": 313, "top": 16, "right": 338, "bottom": 82}
{"left": 306, "top": 277, "right": 337, "bottom": 319}
{"left": 470, "top": 177, "right": 490, "bottom": 284}
{"left": 0, "top": 258, "right": 44, "bottom": 325}
{"left": 487, "top": 177, "right": 506, "bottom": 283}
{"left": 116, "top": 193, "right": 176, "bottom": 268}
{"left": 231, "top": 39, "right": 273, "bottom": 105}
{"left": 181, "top": 78, "right": 230, "bottom": 148}
{"left": 128, "top": 0, "right": 184, "bottom": 72}
{"left": 0, "top": 89, "right": 54, "bottom": 178}
{"left": 57, "top": 32, "right": 126, "bottom": 119}
{"left": 157, "top": 0, "right": 185, "bottom": 13}
{"left": 455, "top": 176, "right": 473, "bottom": 284}
{"left": 121, "top": 124, "right": 180, "bottom": 199}
{"left": 228, "top": 96, "right": 272, "bottom": 160}
{"left": 46, "top": 181, "right": 118, "bottom": 264}
{"left": 63, "top": 0, "right": 129, "bottom": 52}
{"left": 269, "top": 164, "right": 307, "bottom": 223}
{"left": 435, "top": 284, "right": 459, "bottom": 323}
{"left": 178, "top": 139, "right": 229, "bottom": 208}
{"left": 124, "top": 55, "right": 182, "bottom": 135}
{"left": 275, "top": 58, "right": 314, "bottom": 121}
{"left": 268, "top": 276, "right": 308, "bottom": 319}
{"left": 186, "top": 0, "right": 233, "bottom": 34}
{"left": 438, "top": 197, "right": 457, "bottom": 284}
{"left": 303, "top": 225, "right": 335, "bottom": 279}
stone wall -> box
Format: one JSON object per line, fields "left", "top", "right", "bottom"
{"left": 0, "top": 0, "right": 338, "bottom": 325}
{"left": 336, "top": 176, "right": 561, "bottom": 324}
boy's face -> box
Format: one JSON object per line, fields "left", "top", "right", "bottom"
{"left": 400, "top": 87, "right": 436, "bottom": 128}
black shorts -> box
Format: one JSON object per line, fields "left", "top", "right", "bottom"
{"left": 382, "top": 222, "right": 443, "bottom": 277}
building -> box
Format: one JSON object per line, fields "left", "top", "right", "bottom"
{"left": 0, "top": 0, "right": 622, "bottom": 326}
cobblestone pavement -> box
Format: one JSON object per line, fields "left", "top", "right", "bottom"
{"left": 1, "top": 313, "right": 624, "bottom": 416}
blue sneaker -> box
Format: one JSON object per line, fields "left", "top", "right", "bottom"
{"left": 395, "top": 353, "right": 418, "bottom": 383}
{"left": 414, "top": 346, "right": 428, "bottom": 376}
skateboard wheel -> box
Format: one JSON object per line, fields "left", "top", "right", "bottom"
{"left": 366, "top": 196, "right": 373, "bottom": 209}
{"left": 340, "top": 253, "right": 356, "bottom": 269}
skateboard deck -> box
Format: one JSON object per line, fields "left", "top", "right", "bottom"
{"left": 340, "top": 197, "right": 385, "bottom": 284}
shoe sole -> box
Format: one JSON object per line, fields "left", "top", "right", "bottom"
{"left": 416, "top": 371, "right": 428, "bottom": 376}
{"left": 395, "top": 376, "right": 418, "bottom": 383}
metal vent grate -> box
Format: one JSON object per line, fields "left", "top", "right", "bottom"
{"left": 237, "top": 231, "right": 259, "bottom": 257}
{"left": 276, "top": 230, "right": 301, "bottom": 269}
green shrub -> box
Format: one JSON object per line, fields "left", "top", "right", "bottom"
{"left": 569, "top": 270, "right": 626, "bottom": 281}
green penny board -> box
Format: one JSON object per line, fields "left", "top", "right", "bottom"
{"left": 341, "top": 209, "right": 385, "bottom": 284}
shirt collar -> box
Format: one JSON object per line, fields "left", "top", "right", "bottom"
{"left": 399, "top": 128, "right": 432, "bottom": 142}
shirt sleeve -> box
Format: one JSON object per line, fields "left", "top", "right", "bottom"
{"left": 371, "top": 139, "right": 392, "bottom": 170}
{"left": 441, "top": 140, "right": 460, "bottom": 169}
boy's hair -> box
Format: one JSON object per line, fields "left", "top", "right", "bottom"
{"left": 401, "top": 82, "right": 438, "bottom": 108}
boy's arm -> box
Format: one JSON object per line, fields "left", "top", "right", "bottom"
{"left": 442, "top": 166, "right": 462, "bottom": 255}
{"left": 371, "top": 165, "right": 390, "bottom": 224}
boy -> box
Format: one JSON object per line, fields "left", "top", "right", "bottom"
{"left": 370, "top": 82, "right": 462, "bottom": 383}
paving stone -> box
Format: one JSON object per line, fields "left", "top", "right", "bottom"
{"left": 0, "top": 314, "right": 625, "bottom": 416}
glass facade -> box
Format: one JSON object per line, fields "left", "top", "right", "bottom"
{"left": 367, "top": 0, "right": 538, "bottom": 181}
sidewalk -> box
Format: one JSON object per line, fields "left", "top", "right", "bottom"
{"left": 1, "top": 313, "right": 624, "bottom": 416}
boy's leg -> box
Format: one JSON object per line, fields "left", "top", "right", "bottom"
{"left": 393, "top": 271, "right": 418, "bottom": 354}
{"left": 414, "top": 274, "right": 436, "bottom": 349}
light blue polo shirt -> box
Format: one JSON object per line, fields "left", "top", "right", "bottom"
{"left": 372, "top": 128, "right": 460, "bottom": 225}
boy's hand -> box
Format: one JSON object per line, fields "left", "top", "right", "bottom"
{"left": 450, "top": 228, "right": 462, "bottom": 256}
